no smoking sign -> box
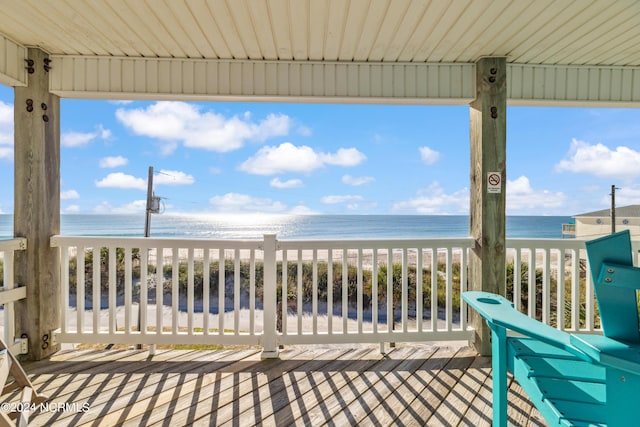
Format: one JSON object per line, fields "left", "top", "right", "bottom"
{"left": 487, "top": 172, "right": 502, "bottom": 193}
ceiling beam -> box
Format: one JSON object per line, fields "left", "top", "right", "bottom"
{"left": 0, "top": 33, "right": 27, "bottom": 87}
{"left": 49, "top": 56, "right": 475, "bottom": 104}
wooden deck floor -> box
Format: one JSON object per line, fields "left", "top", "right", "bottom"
{"left": 9, "top": 344, "right": 547, "bottom": 426}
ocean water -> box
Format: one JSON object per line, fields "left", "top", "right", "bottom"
{"left": 0, "top": 214, "right": 571, "bottom": 240}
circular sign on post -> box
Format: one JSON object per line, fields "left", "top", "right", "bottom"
{"left": 487, "top": 172, "right": 501, "bottom": 193}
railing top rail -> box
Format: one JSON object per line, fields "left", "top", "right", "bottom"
{"left": 506, "top": 238, "right": 588, "bottom": 250}
{"left": 0, "top": 237, "right": 27, "bottom": 251}
{"left": 278, "top": 237, "right": 475, "bottom": 250}
{"left": 50, "top": 235, "right": 264, "bottom": 250}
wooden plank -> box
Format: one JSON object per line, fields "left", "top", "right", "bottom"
{"left": 434, "top": 354, "right": 492, "bottom": 425}
{"left": 13, "top": 48, "right": 61, "bottom": 360}
{"left": 394, "top": 347, "right": 476, "bottom": 425}
{"left": 20, "top": 346, "right": 545, "bottom": 426}
{"left": 328, "top": 349, "right": 430, "bottom": 424}
{"left": 458, "top": 359, "right": 493, "bottom": 426}
{"left": 351, "top": 347, "right": 439, "bottom": 425}
{"left": 128, "top": 347, "right": 336, "bottom": 426}
{"left": 261, "top": 347, "right": 384, "bottom": 426}
{"left": 302, "top": 346, "right": 416, "bottom": 426}
{"left": 32, "top": 349, "right": 258, "bottom": 426}
{"left": 70, "top": 349, "right": 261, "bottom": 427}
{"left": 216, "top": 347, "right": 352, "bottom": 426}
{"left": 468, "top": 56, "right": 507, "bottom": 356}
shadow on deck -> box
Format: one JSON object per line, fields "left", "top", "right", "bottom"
{"left": 8, "top": 344, "right": 546, "bottom": 426}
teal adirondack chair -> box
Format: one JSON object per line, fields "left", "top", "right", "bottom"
{"left": 463, "top": 230, "right": 640, "bottom": 426}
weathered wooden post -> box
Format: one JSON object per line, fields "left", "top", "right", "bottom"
{"left": 14, "top": 48, "right": 61, "bottom": 360}
{"left": 469, "top": 57, "right": 507, "bottom": 356}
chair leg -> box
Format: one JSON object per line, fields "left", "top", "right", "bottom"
{"left": 491, "top": 325, "right": 508, "bottom": 427}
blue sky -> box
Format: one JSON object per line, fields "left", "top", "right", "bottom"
{"left": 1, "top": 83, "right": 640, "bottom": 216}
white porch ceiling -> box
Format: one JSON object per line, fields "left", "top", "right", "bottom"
{"left": 1, "top": 0, "right": 640, "bottom": 105}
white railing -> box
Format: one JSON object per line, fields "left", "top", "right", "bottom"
{"left": 277, "top": 238, "right": 474, "bottom": 346}
{"left": 50, "top": 235, "right": 266, "bottom": 349}
{"left": 50, "top": 234, "right": 610, "bottom": 353}
{"left": 0, "top": 238, "right": 28, "bottom": 355}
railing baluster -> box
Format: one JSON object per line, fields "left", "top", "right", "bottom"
{"left": 357, "top": 248, "right": 363, "bottom": 335}
{"left": 386, "top": 249, "right": 393, "bottom": 334}
{"left": 249, "top": 249, "right": 255, "bottom": 336}
{"left": 140, "top": 247, "right": 148, "bottom": 337}
{"left": 203, "top": 248, "right": 210, "bottom": 336}
{"left": 556, "top": 249, "right": 565, "bottom": 330}
{"left": 541, "top": 248, "right": 550, "bottom": 325}
{"left": 188, "top": 248, "right": 195, "bottom": 335}
{"left": 91, "top": 247, "right": 99, "bottom": 335}
{"left": 416, "top": 248, "right": 423, "bottom": 333}
{"left": 430, "top": 248, "right": 437, "bottom": 332}
{"left": 372, "top": 249, "right": 378, "bottom": 333}
{"left": 297, "top": 250, "right": 303, "bottom": 335}
{"left": 107, "top": 247, "right": 115, "bottom": 334}
{"left": 124, "top": 247, "right": 132, "bottom": 334}
{"left": 282, "top": 250, "right": 288, "bottom": 336}
{"left": 327, "top": 249, "right": 333, "bottom": 335}
{"left": 528, "top": 248, "right": 536, "bottom": 319}
{"left": 401, "top": 248, "right": 408, "bottom": 333}
{"left": 219, "top": 249, "right": 225, "bottom": 335}
{"left": 171, "top": 248, "right": 178, "bottom": 334}
{"left": 343, "top": 250, "right": 349, "bottom": 334}
{"left": 61, "top": 247, "right": 70, "bottom": 334}
{"left": 234, "top": 249, "right": 240, "bottom": 335}
{"left": 571, "top": 248, "right": 580, "bottom": 331}
{"left": 514, "top": 248, "right": 522, "bottom": 311}
{"left": 460, "top": 246, "right": 468, "bottom": 332}
{"left": 77, "top": 247, "right": 85, "bottom": 334}
{"left": 312, "top": 249, "right": 318, "bottom": 336}
{"left": 156, "top": 247, "right": 164, "bottom": 338}
{"left": 446, "top": 247, "right": 453, "bottom": 331}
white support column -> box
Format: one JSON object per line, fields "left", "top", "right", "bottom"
{"left": 261, "top": 234, "right": 279, "bottom": 358}
{"left": 14, "top": 48, "right": 61, "bottom": 360}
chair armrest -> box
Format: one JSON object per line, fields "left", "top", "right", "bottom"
{"left": 598, "top": 262, "right": 640, "bottom": 290}
{"left": 570, "top": 334, "right": 640, "bottom": 375}
{"left": 463, "top": 291, "right": 589, "bottom": 361}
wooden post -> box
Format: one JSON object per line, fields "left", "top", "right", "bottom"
{"left": 14, "top": 48, "right": 61, "bottom": 360}
{"left": 469, "top": 57, "right": 507, "bottom": 356}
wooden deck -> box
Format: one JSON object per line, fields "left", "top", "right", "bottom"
{"left": 8, "top": 344, "right": 547, "bottom": 426}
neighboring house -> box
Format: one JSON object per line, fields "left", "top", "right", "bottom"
{"left": 564, "top": 205, "right": 640, "bottom": 239}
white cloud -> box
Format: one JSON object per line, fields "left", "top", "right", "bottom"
{"left": 62, "top": 125, "right": 111, "bottom": 147}
{"left": 99, "top": 156, "right": 128, "bottom": 168}
{"left": 209, "top": 193, "right": 288, "bottom": 213}
{"left": 239, "top": 142, "right": 366, "bottom": 175}
{"left": 63, "top": 205, "right": 81, "bottom": 213}
{"left": 289, "top": 205, "right": 318, "bottom": 215}
{"left": 322, "top": 148, "right": 366, "bottom": 166}
{"left": 392, "top": 182, "right": 469, "bottom": 214}
{"left": 599, "top": 185, "right": 640, "bottom": 207}
{"left": 270, "top": 178, "right": 304, "bottom": 188}
{"left": 95, "top": 172, "right": 146, "bottom": 190}
{"left": 154, "top": 170, "right": 195, "bottom": 186}
{"left": 556, "top": 138, "right": 640, "bottom": 179}
{"left": 61, "top": 190, "right": 80, "bottom": 200}
{"left": 94, "top": 200, "right": 147, "bottom": 214}
{"left": 0, "top": 147, "right": 12, "bottom": 160}
{"left": 342, "top": 175, "right": 375, "bottom": 186}
{"left": 321, "top": 195, "right": 364, "bottom": 204}
{"left": 419, "top": 146, "right": 441, "bottom": 165}
{"left": 0, "top": 101, "right": 13, "bottom": 145}
{"left": 115, "top": 101, "right": 291, "bottom": 152}
{"left": 506, "top": 176, "right": 566, "bottom": 213}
